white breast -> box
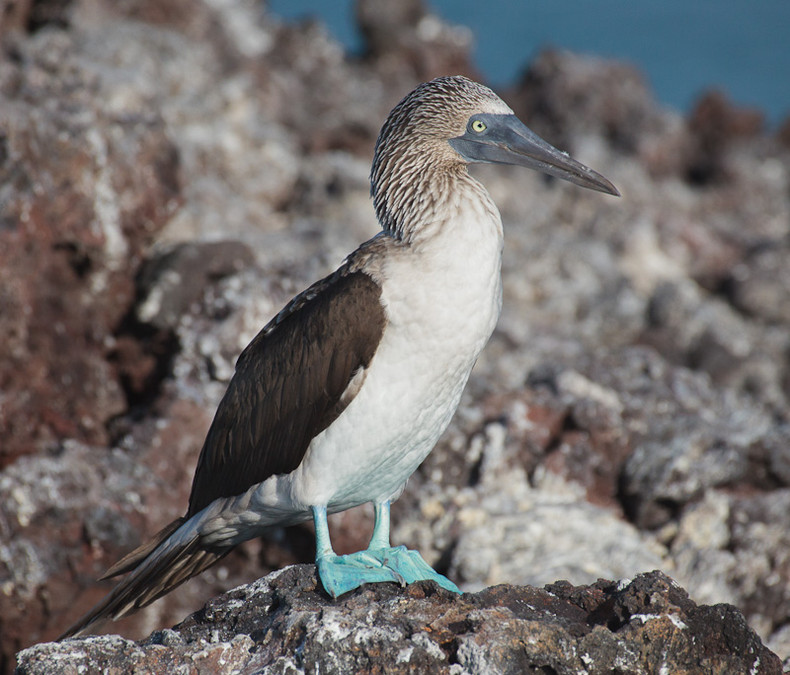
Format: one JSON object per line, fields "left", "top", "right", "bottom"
{"left": 291, "top": 181, "right": 504, "bottom": 510}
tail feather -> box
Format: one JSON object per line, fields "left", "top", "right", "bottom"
{"left": 100, "top": 517, "right": 187, "bottom": 580}
{"left": 59, "top": 518, "right": 231, "bottom": 640}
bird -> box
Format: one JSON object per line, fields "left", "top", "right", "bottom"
{"left": 60, "top": 75, "right": 618, "bottom": 639}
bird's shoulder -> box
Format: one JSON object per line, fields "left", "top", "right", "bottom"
{"left": 246, "top": 235, "right": 391, "bottom": 350}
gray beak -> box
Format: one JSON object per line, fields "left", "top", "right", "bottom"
{"left": 448, "top": 113, "right": 620, "bottom": 197}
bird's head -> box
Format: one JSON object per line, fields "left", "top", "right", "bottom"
{"left": 372, "top": 75, "right": 619, "bottom": 197}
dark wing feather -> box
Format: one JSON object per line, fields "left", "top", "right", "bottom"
{"left": 187, "top": 270, "right": 386, "bottom": 517}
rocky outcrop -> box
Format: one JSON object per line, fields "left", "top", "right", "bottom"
{"left": 16, "top": 568, "right": 782, "bottom": 674}
{"left": 2, "top": 0, "right": 790, "bottom": 672}
{"left": 0, "top": 30, "right": 181, "bottom": 465}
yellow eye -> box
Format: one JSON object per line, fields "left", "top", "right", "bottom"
{"left": 471, "top": 119, "right": 487, "bottom": 133}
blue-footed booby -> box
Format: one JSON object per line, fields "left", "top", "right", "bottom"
{"left": 60, "top": 75, "right": 618, "bottom": 638}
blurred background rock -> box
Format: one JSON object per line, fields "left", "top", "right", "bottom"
{"left": 1, "top": 0, "right": 789, "bottom": 671}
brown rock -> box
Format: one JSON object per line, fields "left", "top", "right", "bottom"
{"left": 16, "top": 569, "right": 782, "bottom": 674}
{"left": 0, "top": 27, "right": 181, "bottom": 466}
{"left": 357, "top": 0, "right": 479, "bottom": 83}
{"left": 685, "top": 89, "right": 765, "bottom": 185}
{"left": 508, "top": 48, "right": 664, "bottom": 154}
{"left": 0, "top": 0, "right": 72, "bottom": 37}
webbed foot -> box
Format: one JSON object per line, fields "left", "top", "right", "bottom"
{"left": 312, "top": 503, "right": 461, "bottom": 598}
{"left": 317, "top": 550, "right": 403, "bottom": 599}
{"left": 316, "top": 546, "right": 460, "bottom": 598}
{"left": 368, "top": 545, "right": 461, "bottom": 594}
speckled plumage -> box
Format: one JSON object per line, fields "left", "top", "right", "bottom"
{"left": 371, "top": 77, "right": 513, "bottom": 240}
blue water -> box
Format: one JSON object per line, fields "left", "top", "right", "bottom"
{"left": 268, "top": 0, "right": 790, "bottom": 127}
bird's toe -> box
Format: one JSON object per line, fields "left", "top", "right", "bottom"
{"left": 316, "top": 551, "right": 402, "bottom": 598}
{"left": 367, "top": 546, "right": 461, "bottom": 594}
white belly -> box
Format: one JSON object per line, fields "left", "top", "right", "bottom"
{"left": 287, "top": 203, "right": 504, "bottom": 511}
{"left": 294, "top": 311, "right": 489, "bottom": 509}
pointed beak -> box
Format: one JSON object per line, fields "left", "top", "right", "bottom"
{"left": 448, "top": 113, "right": 620, "bottom": 197}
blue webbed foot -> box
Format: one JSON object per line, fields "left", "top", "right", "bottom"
{"left": 312, "top": 503, "right": 461, "bottom": 599}
{"left": 317, "top": 550, "right": 403, "bottom": 599}
{"left": 368, "top": 545, "right": 461, "bottom": 594}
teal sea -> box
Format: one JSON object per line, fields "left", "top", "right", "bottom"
{"left": 269, "top": 0, "right": 790, "bottom": 127}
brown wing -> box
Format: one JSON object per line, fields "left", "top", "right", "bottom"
{"left": 186, "top": 270, "right": 386, "bottom": 517}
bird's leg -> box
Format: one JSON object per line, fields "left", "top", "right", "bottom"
{"left": 364, "top": 500, "right": 462, "bottom": 595}
{"left": 311, "top": 505, "right": 401, "bottom": 599}
{"left": 313, "top": 504, "right": 336, "bottom": 560}
{"left": 367, "top": 500, "right": 392, "bottom": 550}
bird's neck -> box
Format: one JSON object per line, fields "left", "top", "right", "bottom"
{"left": 372, "top": 152, "right": 493, "bottom": 245}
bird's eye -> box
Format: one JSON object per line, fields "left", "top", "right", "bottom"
{"left": 471, "top": 119, "right": 487, "bottom": 133}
